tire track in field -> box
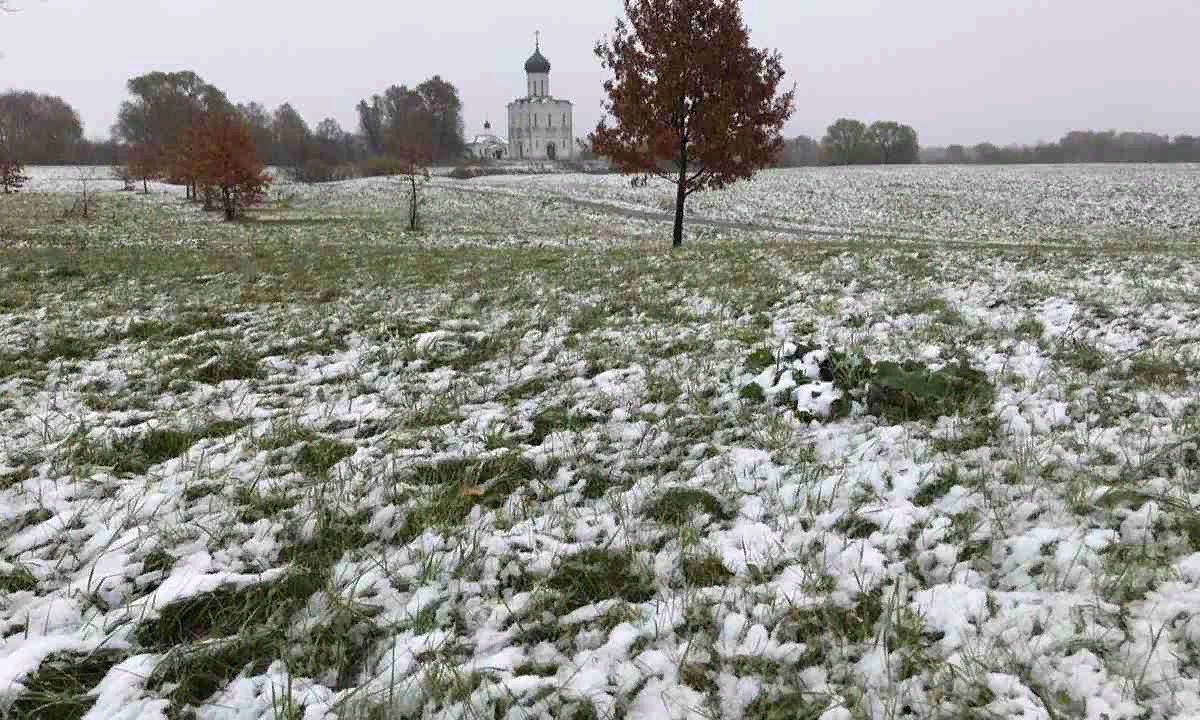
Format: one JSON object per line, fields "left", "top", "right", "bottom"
{"left": 436, "top": 180, "right": 1200, "bottom": 254}
{"left": 437, "top": 180, "right": 942, "bottom": 244}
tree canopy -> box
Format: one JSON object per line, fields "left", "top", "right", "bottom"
{"left": 591, "top": 0, "right": 794, "bottom": 246}
{"left": 356, "top": 77, "right": 466, "bottom": 165}
{"left": 0, "top": 91, "right": 83, "bottom": 164}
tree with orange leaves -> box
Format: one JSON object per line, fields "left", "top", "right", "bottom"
{"left": 590, "top": 0, "right": 795, "bottom": 247}
{"left": 194, "top": 111, "right": 271, "bottom": 221}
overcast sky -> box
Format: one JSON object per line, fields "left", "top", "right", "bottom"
{"left": 2, "top": 0, "right": 1197, "bottom": 146}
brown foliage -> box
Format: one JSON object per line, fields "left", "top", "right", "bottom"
{"left": 590, "top": 0, "right": 794, "bottom": 246}
{"left": 124, "top": 143, "right": 161, "bottom": 193}
{"left": 0, "top": 155, "right": 28, "bottom": 194}
{"left": 193, "top": 112, "right": 272, "bottom": 221}
{"left": 0, "top": 91, "right": 84, "bottom": 164}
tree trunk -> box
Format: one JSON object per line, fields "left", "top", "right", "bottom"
{"left": 672, "top": 165, "right": 687, "bottom": 248}
{"left": 142, "top": 177, "right": 148, "bottom": 194}
{"left": 408, "top": 176, "right": 418, "bottom": 230}
{"left": 672, "top": 132, "right": 690, "bottom": 248}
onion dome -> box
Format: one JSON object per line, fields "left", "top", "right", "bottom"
{"left": 524, "top": 47, "right": 551, "bottom": 74}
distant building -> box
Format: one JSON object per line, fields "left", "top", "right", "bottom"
{"left": 507, "top": 35, "right": 573, "bottom": 161}
{"left": 466, "top": 121, "right": 509, "bottom": 160}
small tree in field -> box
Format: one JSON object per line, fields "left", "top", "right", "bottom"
{"left": 113, "top": 164, "right": 136, "bottom": 192}
{"left": 591, "top": 0, "right": 794, "bottom": 247}
{"left": 0, "top": 156, "right": 28, "bottom": 194}
{"left": 194, "top": 112, "right": 271, "bottom": 221}
{"left": 124, "top": 143, "right": 160, "bottom": 193}
{"left": 396, "top": 146, "right": 431, "bottom": 231}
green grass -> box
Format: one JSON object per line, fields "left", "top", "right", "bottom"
{"left": 396, "top": 453, "right": 557, "bottom": 543}
{"left": 0, "top": 563, "right": 38, "bottom": 593}
{"left": 67, "top": 418, "right": 251, "bottom": 477}
{"left": 911, "top": 465, "right": 963, "bottom": 507}
{"left": 642, "top": 487, "right": 733, "bottom": 525}
{"left": 680, "top": 552, "right": 734, "bottom": 587}
{"left": 5, "top": 649, "right": 128, "bottom": 720}
{"left": 190, "top": 342, "right": 264, "bottom": 383}
{"left": 930, "top": 417, "right": 999, "bottom": 453}
{"left": 135, "top": 509, "right": 371, "bottom": 711}
{"left": 297, "top": 437, "right": 356, "bottom": 478}
{"left": 541, "top": 548, "right": 656, "bottom": 615}
{"left": 529, "top": 403, "right": 602, "bottom": 445}
{"left": 5, "top": 173, "right": 1200, "bottom": 720}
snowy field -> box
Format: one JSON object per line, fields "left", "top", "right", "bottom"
{"left": 2, "top": 165, "right": 1199, "bottom": 720}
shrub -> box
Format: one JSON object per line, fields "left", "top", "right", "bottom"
{"left": 449, "top": 165, "right": 483, "bottom": 180}
{"left": 0, "top": 156, "right": 29, "bottom": 194}
{"left": 358, "top": 155, "right": 407, "bottom": 178}
{"left": 294, "top": 158, "right": 346, "bottom": 184}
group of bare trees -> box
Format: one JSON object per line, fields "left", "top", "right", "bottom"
{"left": 234, "top": 102, "right": 359, "bottom": 182}
{"left": 0, "top": 90, "right": 82, "bottom": 194}
{"left": 111, "top": 71, "right": 269, "bottom": 219}
{"left": 0, "top": 91, "right": 83, "bottom": 163}
{"left": 356, "top": 77, "right": 466, "bottom": 166}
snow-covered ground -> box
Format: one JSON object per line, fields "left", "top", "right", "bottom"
{"left": 2, "top": 167, "right": 1199, "bottom": 720}
{"left": 461, "top": 164, "right": 1200, "bottom": 246}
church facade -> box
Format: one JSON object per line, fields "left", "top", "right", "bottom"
{"left": 506, "top": 38, "right": 573, "bottom": 161}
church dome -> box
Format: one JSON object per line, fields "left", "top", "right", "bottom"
{"left": 524, "top": 47, "right": 551, "bottom": 74}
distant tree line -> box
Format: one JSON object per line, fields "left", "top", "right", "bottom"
{"left": 1, "top": 69, "right": 465, "bottom": 187}
{"left": 7, "top": 79, "right": 1200, "bottom": 174}
{"left": 775, "top": 125, "right": 1200, "bottom": 167}
{"left": 921, "top": 131, "right": 1200, "bottom": 164}
{"left": 774, "top": 118, "right": 920, "bottom": 166}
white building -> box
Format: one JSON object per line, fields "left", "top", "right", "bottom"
{"left": 507, "top": 37, "right": 573, "bottom": 161}
{"left": 466, "top": 121, "right": 509, "bottom": 160}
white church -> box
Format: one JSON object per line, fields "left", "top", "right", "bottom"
{"left": 506, "top": 36, "right": 574, "bottom": 161}
{"left": 465, "top": 37, "right": 575, "bottom": 162}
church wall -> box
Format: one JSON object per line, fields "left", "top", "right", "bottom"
{"left": 507, "top": 98, "right": 573, "bottom": 160}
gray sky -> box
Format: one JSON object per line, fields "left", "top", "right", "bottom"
{"left": 2, "top": 0, "right": 1197, "bottom": 146}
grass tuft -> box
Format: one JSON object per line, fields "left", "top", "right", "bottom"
{"left": 542, "top": 548, "right": 655, "bottom": 614}
{"left": 642, "top": 487, "right": 733, "bottom": 525}
{"left": 5, "top": 649, "right": 128, "bottom": 720}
